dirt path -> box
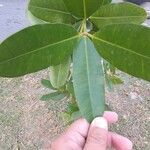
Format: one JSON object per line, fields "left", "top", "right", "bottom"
{"left": 0, "top": 1, "right": 150, "bottom": 150}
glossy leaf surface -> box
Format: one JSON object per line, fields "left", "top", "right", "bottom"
{"left": 0, "top": 24, "right": 79, "bottom": 77}
{"left": 92, "top": 24, "right": 150, "bottom": 81}
{"left": 28, "top": 0, "right": 75, "bottom": 24}
{"left": 63, "top": 0, "right": 111, "bottom": 18}
{"left": 50, "top": 58, "right": 71, "bottom": 89}
{"left": 73, "top": 37, "right": 105, "bottom": 122}
{"left": 90, "top": 2, "right": 147, "bottom": 28}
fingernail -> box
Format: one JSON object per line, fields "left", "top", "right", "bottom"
{"left": 91, "top": 117, "right": 108, "bottom": 130}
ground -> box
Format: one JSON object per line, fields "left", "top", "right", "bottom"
{"left": 0, "top": 0, "right": 150, "bottom": 150}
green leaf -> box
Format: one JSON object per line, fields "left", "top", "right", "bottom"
{"left": 105, "top": 74, "right": 114, "bottom": 91}
{"left": 90, "top": 2, "right": 147, "bottom": 28}
{"left": 73, "top": 21, "right": 83, "bottom": 32}
{"left": 103, "top": 60, "right": 116, "bottom": 75}
{"left": 109, "top": 64, "right": 116, "bottom": 75}
{"left": 63, "top": 0, "right": 111, "bottom": 19}
{"left": 50, "top": 58, "right": 71, "bottom": 89}
{"left": 41, "top": 79, "right": 55, "bottom": 90}
{"left": 71, "top": 111, "right": 82, "bottom": 121}
{"left": 41, "top": 91, "right": 66, "bottom": 101}
{"left": 28, "top": 0, "right": 75, "bottom": 24}
{"left": 0, "top": 24, "right": 79, "bottom": 77}
{"left": 67, "top": 102, "right": 79, "bottom": 115}
{"left": 92, "top": 24, "right": 150, "bottom": 81}
{"left": 66, "top": 81, "right": 75, "bottom": 96}
{"left": 109, "top": 75, "right": 124, "bottom": 85}
{"left": 73, "top": 37, "right": 105, "bottom": 122}
{"left": 26, "top": 10, "right": 46, "bottom": 25}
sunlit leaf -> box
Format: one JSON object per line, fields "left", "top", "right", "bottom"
{"left": 0, "top": 24, "right": 79, "bottom": 77}
{"left": 63, "top": 0, "right": 111, "bottom": 18}
{"left": 28, "top": 0, "right": 75, "bottom": 24}
{"left": 92, "top": 24, "right": 150, "bottom": 81}
{"left": 91, "top": 2, "right": 147, "bottom": 28}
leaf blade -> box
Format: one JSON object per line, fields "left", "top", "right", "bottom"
{"left": 92, "top": 24, "right": 150, "bottom": 81}
{"left": 71, "top": 111, "right": 82, "bottom": 121}
{"left": 50, "top": 58, "right": 71, "bottom": 89}
{"left": 90, "top": 2, "right": 147, "bottom": 28}
{"left": 28, "top": 0, "right": 75, "bottom": 24}
{"left": 41, "top": 79, "right": 55, "bottom": 90}
{"left": 73, "top": 37, "right": 105, "bottom": 122}
{"left": 66, "top": 81, "right": 75, "bottom": 96}
{"left": 63, "top": 0, "right": 111, "bottom": 18}
{"left": 26, "top": 10, "right": 46, "bottom": 25}
{"left": 41, "top": 92, "right": 66, "bottom": 101}
{"left": 67, "top": 102, "right": 79, "bottom": 115}
{"left": 0, "top": 24, "right": 79, "bottom": 77}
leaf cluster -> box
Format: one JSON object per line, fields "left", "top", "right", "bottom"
{"left": 0, "top": 0, "right": 149, "bottom": 122}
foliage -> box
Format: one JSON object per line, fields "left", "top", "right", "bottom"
{"left": 0, "top": 0, "right": 149, "bottom": 122}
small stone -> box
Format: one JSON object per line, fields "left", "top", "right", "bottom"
{"left": 129, "top": 92, "right": 138, "bottom": 100}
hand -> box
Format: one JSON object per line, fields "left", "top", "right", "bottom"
{"left": 51, "top": 111, "right": 133, "bottom": 150}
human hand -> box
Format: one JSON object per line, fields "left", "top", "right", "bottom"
{"left": 51, "top": 111, "right": 133, "bottom": 150}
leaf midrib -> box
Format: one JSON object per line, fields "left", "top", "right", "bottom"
{"left": 29, "top": 5, "right": 71, "bottom": 15}
{"left": 90, "top": 16, "right": 145, "bottom": 20}
{"left": 84, "top": 37, "right": 94, "bottom": 118}
{"left": 0, "top": 35, "right": 79, "bottom": 65}
{"left": 83, "top": 0, "right": 86, "bottom": 19}
{"left": 92, "top": 35, "right": 150, "bottom": 60}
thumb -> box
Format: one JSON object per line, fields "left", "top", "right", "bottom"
{"left": 84, "top": 117, "right": 108, "bottom": 150}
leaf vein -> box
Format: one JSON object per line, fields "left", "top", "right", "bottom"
{"left": 84, "top": 38, "right": 94, "bottom": 117}
{"left": 29, "top": 5, "right": 71, "bottom": 15}
{"left": 90, "top": 16, "right": 145, "bottom": 20}
{"left": 0, "top": 35, "right": 79, "bottom": 65}
{"left": 92, "top": 35, "right": 150, "bottom": 60}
